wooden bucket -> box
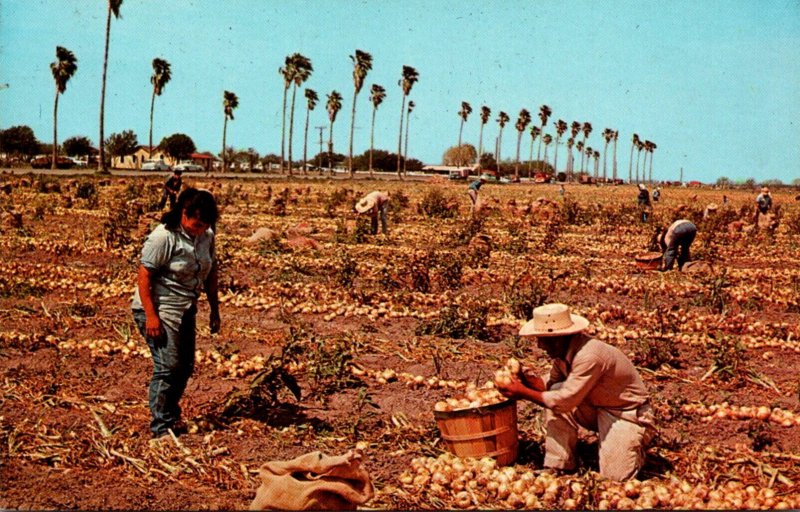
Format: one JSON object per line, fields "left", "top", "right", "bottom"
{"left": 434, "top": 400, "right": 518, "bottom": 466}
{"left": 635, "top": 252, "right": 663, "bottom": 270}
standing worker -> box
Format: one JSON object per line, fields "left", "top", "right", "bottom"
{"left": 468, "top": 176, "right": 487, "bottom": 213}
{"left": 132, "top": 188, "right": 220, "bottom": 440}
{"left": 355, "top": 191, "right": 390, "bottom": 235}
{"left": 636, "top": 184, "right": 652, "bottom": 222}
{"left": 159, "top": 169, "right": 183, "bottom": 210}
{"left": 655, "top": 219, "right": 697, "bottom": 271}
{"left": 754, "top": 186, "right": 772, "bottom": 223}
{"left": 497, "top": 303, "right": 656, "bottom": 481}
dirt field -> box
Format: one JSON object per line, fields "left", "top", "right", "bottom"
{"left": 1, "top": 173, "right": 799, "bottom": 509}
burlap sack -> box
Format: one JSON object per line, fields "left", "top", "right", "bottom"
{"left": 249, "top": 450, "right": 373, "bottom": 511}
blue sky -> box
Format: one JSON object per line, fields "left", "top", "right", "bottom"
{"left": 1, "top": 0, "right": 798, "bottom": 183}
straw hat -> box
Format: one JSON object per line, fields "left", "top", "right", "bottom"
{"left": 706, "top": 203, "right": 718, "bottom": 211}
{"left": 355, "top": 195, "right": 377, "bottom": 213}
{"left": 519, "top": 303, "right": 589, "bottom": 337}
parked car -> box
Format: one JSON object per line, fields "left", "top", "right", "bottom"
{"left": 69, "top": 157, "right": 88, "bottom": 168}
{"left": 141, "top": 160, "right": 172, "bottom": 171}
{"left": 174, "top": 162, "right": 204, "bottom": 172}
{"left": 31, "top": 155, "right": 74, "bottom": 169}
{"left": 448, "top": 169, "right": 469, "bottom": 181}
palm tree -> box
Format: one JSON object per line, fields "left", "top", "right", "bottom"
{"left": 302, "top": 88, "right": 318, "bottom": 174}
{"left": 648, "top": 141, "right": 657, "bottom": 183}
{"left": 565, "top": 137, "right": 575, "bottom": 179}
{"left": 601, "top": 128, "right": 614, "bottom": 182}
{"left": 536, "top": 105, "right": 552, "bottom": 172}
{"left": 612, "top": 130, "right": 619, "bottom": 181}
{"left": 527, "top": 125, "right": 541, "bottom": 177}
{"left": 635, "top": 140, "right": 645, "bottom": 184}
{"left": 569, "top": 121, "right": 581, "bottom": 180}
{"left": 396, "top": 65, "right": 419, "bottom": 177}
{"left": 628, "top": 133, "right": 639, "bottom": 183}
{"left": 98, "top": 0, "right": 122, "bottom": 173}
{"left": 221, "top": 90, "right": 239, "bottom": 172}
{"left": 326, "top": 90, "right": 343, "bottom": 174}
{"left": 477, "top": 105, "right": 491, "bottom": 166}
{"left": 542, "top": 133, "right": 553, "bottom": 171}
{"left": 575, "top": 140, "right": 584, "bottom": 176}
{"left": 585, "top": 146, "right": 593, "bottom": 177}
{"left": 278, "top": 56, "right": 295, "bottom": 173}
{"left": 288, "top": 54, "right": 313, "bottom": 175}
{"left": 642, "top": 140, "right": 652, "bottom": 184}
{"left": 51, "top": 46, "right": 78, "bottom": 170}
{"left": 495, "top": 111, "right": 509, "bottom": 175}
{"left": 553, "top": 119, "right": 568, "bottom": 175}
{"left": 403, "top": 101, "right": 415, "bottom": 175}
{"left": 513, "top": 108, "right": 531, "bottom": 180}
{"left": 368, "top": 84, "right": 386, "bottom": 177}
{"left": 457, "top": 101, "right": 472, "bottom": 165}
{"left": 348, "top": 49, "right": 372, "bottom": 177}
{"left": 580, "top": 122, "right": 592, "bottom": 174}
{"left": 149, "top": 57, "right": 171, "bottom": 156}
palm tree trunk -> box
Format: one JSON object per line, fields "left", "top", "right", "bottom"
{"left": 544, "top": 145, "right": 549, "bottom": 171}
{"left": 403, "top": 107, "right": 411, "bottom": 175}
{"left": 149, "top": 88, "right": 156, "bottom": 157}
{"left": 280, "top": 86, "right": 288, "bottom": 173}
{"left": 649, "top": 153, "right": 654, "bottom": 184}
{"left": 369, "top": 106, "right": 376, "bottom": 178}
{"left": 527, "top": 138, "right": 534, "bottom": 178}
{"left": 457, "top": 119, "right": 464, "bottom": 166}
{"left": 496, "top": 130, "right": 503, "bottom": 175}
{"left": 98, "top": 3, "right": 112, "bottom": 173}
{"left": 536, "top": 124, "right": 544, "bottom": 171}
{"left": 635, "top": 150, "right": 642, "bottom": 184}
{"left": 288, "top": 84, "right": 298, "bottom": 176}
{"left": 477, "top": 123, "right": 484, "bottom": 168}
{"left": 628, "top": 143, "right": 634, "bottom": 184}
{"left": 349, "top": 88, "right": 358, "bottom": 178}
{"left": 303, "top": 107, "right": 311, "bottom": 176}
{"left": 567, "top": 149, "right": 572, "bottom": 180}
{"left": 222, "top": 116, "right": 228, "bottom": 173}
{"left": 396, "top": 94, "right": 406, "bottom": 179}
{"left": 52, "top": 89, "right": 59, "bottom": 170}
{"left": 328, "top": 120, "right": 334, "bottom": 175}
{"left": 553, "top": 135, "right": 561, "bottom": 175}
{"left": 612, "top": 139, "right": 618, "bottom": 181}
{"left": 514, "top": 132, "right": 522, "bottom": 180}
{"left": 602, "top": 142, "right": 609, "bottom": 181}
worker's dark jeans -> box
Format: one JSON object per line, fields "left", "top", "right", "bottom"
{"left": 133, "top": 306, "right": 196, "bottom": 438}
{"left": 371, "top": 203, "right": 389, "bottom": 234}
{"left": 159, "top": 191, "right": 177, "bottom": 210}
{"left": 663, "top": 224, "right": 697, "bottom": 270}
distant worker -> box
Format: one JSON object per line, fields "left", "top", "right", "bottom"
{"left": 754, "top": 187, "right": 772, "bottom": 223}
{"left": 497, "top": 303, "right": 655, "bottom": 481}
{"left": 159, "top": 169, "right": 183, "bottom": 210}
{"left": 355, "top": 191, "right": 390, "bottom": 235}
{"left": 468, "top": 176, "right": 487, "bottom": 212}
{"left": 655, "top": 219, "right": 697, "bottom": 271}
{"left": 637, "top": 184, "right": 652, "bottom": 222}
{"left": 703, "top": 203, "right": 718, "bottom": 219}
{"left": 652, "top": 187, "right": 661, "bottom": 202}
{"left": 558, "top": 184, "right": 566, "bottom": 197}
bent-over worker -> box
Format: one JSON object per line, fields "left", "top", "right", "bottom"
{"left": 754, "top": 187, "right": 772, "bottom": 223}
{"left": 656, "top": 219, "right": 697, "bottom": 271}
{"left": 467, "top": 176, "right": 486, "bottom": 211}
{"left": 497, "top": 303, "right": 655, "bottom": 481}
{"left": 355, "top": 191, "right": 390, "bottom": 235}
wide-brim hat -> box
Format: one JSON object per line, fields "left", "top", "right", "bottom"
{"left": 519, "top": 303, "right": 589, "bottom": 337}
{"left": 706, "top": 203, "right": 718, "bottom": 211}
{"left": 355, "top": 196, "right": 377, "bottom": 213}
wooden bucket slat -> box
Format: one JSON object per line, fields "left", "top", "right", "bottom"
{"left": 441, "top": 425, "right": 513, "bottom": 441}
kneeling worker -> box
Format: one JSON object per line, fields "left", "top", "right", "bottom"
{"left": 656, "top": 219, "right": 697, "bottom": 271}
{"left": 355, "top": 191, "right": 390, "bottom": 235}
{"left": 497, "top": 303, "right": 655, "bottom": 481}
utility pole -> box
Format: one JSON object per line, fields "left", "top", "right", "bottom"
{"left": 314, "top": 126, "right": 326, "bottom": 173}
{"left": 679, "top": 167, "right": 683, "bottom": 184}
